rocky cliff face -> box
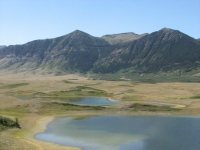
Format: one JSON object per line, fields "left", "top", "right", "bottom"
{"left": 0, "top": 28, "right": 200, "bottom": 74}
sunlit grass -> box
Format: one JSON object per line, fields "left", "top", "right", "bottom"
{"left": 0, "top": 83, "right": 29, "bottom": 89}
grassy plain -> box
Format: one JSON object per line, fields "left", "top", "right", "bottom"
{"left": 0, "top": 72, "right": 200, "bottom": 149}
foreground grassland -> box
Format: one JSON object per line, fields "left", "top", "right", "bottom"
{"left": 0, "top": 73, "right": 200, "bottom": 149}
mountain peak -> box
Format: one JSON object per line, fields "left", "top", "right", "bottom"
{"left": 157, "top": 28, "right": 196, "bottom": 40}
{"left": 72, "top": 29, "right": 84, "bottom": 33}
{"left": 70, "top": 30, "right": 89, "bottom": 36}
{"left": 159, "top": 28, "right": 175, "bottom": 32}
{"left": 65, "top": 30, "right": 93, "bottom": 40}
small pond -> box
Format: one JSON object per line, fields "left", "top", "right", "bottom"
{"left": 36, "top": 116, "right": 200, "bottom": 150}
{"left": 15, "top": 96, "right": 120, "bottom": 106}
{"left": 69, "top": 97, "right": 121, "bottom": 106}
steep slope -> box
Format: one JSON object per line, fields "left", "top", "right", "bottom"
{"left": 101, "top": 32, "right": 148, "bottom": 44}
{"left": 93, "top": 28, "right": 200, "bottom": 73}
{"left": 0, "top": 30, "right": 113, "bottom": 72}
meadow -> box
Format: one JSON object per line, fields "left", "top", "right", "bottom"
{"left": 0, "top": 72, "right": 199, "bottom": 149}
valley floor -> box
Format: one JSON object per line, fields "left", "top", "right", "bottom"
{"left": 0, "top": 73, "right": 200, "bottom": 150}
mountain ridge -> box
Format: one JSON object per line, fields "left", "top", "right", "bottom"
{"left": 93, "top": 28, "right": 200, "bottom": 73}
{"left": 0, "top": 30, "right": 113, "bottom": 72}
{"left": 101, "top": 32, "right": 148, "bottom": 44}
{"left": 0, "top": 28, "right": 200, "bottom": 77}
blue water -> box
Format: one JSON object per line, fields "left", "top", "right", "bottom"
{"left": 14, "top": 96, "right": 121, "bottom": 106}
{"left": 36, "top": 116, "right": 200, "bottom": 150}
{"left": 70, "top": 97, "right": 121, "bottom": 106}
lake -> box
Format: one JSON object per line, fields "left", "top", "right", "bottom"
{"left": 36, "top": 116, "right": 200, "bottom": 150}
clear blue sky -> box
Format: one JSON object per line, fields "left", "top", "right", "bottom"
{"left": 0, "top": 0, "right": 199, "bottom": 45}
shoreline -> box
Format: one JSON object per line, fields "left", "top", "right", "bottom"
{"left": 23, "top": 116, "right": 81, "bottom": 150}
{"left": 108, "top": 97, "right": 117, "bottom": 102}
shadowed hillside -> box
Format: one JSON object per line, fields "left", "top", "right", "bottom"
{"left": 93, "top": 28, "right": 200, "bottom": 73}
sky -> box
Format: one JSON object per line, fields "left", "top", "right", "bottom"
{"left": 0, "top": 0, "right": 200, "bottom": 46}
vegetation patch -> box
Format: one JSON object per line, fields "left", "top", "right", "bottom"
{"left": 40, "top": 102, "right": 105, "bottom": 114}
{"left": 68, "top": 86, "right": 112, "bottom": 96}
{"left": 121, "top": 95, "right": 143, "bottom": 101}
{"left": 0, "top": 116, "right": 20, "bottom": 131}
{"left": 0, "top": 83, "right": 29, "bottom": 89}
{"left": 0, "top": 110, "right": 26, "bottom": 119}
{"left": 3, "top": 105, "right": 33, "bottom": 114}
{"left": 190, "top": 95, "right": 200, "bottom": 99}
{"left": 126, "top": 103, "right": 180, "bottom": 112}
{"left": 91, "top": 68, "right": 200, "bottom": 82}
{"left": 62, "top": 80, "right": 76, "bottom": 84}
{"left": 34, "top": 86, "right": 112, "bottom": 97}
{"left": 119, "top": 84, "right": 133, "bottom": 87}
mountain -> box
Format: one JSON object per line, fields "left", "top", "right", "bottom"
{"left": 197, "top": 38, "right": 200, "bottom": 41}
{"left": 0, "top": 45, "right": 6, "bottom": 49}
{"left": 0, "top": 28, "right": 200, "bottom": 75}
{"left": 102, "top": 32, "right": 148, "bottom": 44}
{"left": 0, "top": 30, "right": 113, "bottom": 72}
{"left": 93, "top": 28, "right": 200, "bottom": 73}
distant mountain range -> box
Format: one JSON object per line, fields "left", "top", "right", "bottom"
{"left": 0, "top": 28, "right": 200, "bottom": 76}
{"left": 197, "top": 38, "right": 200, "bottom": 41}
